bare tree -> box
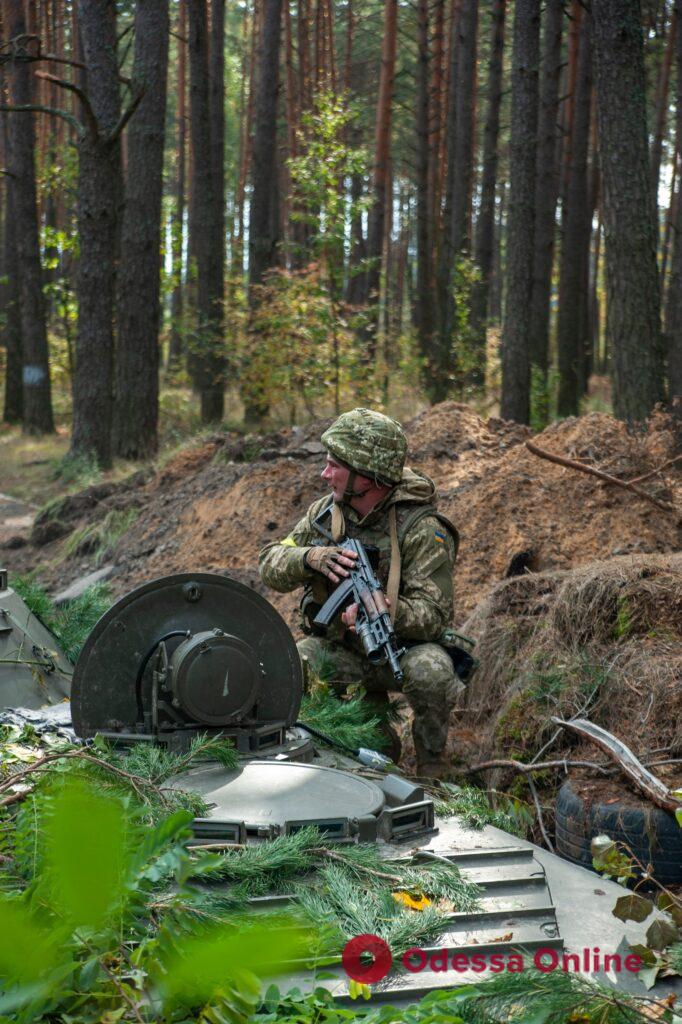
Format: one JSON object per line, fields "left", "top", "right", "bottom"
{"left": 666, "top": 0, "right": 682, "bottom": 407}
{"left": 500, "top": 0, "right": 540, "bottom": 423}
{"left": 528, "top": 0, "right": 563, "bottom": 387}
{"left": 2, "top": 2, "right": 54, "bottom": 433}
{"left": 114, "top": 0, "right": 169, "bottom": 459}
{"left": 557, "top": 7, "right": 592, "bottom": 415}
{"left": 592, "top": 0, "right": 665, "bottom": 420}
{"left": 471, "top": 0, "right": 506, "bottom": 372}
{"left": 188, "top": 0, "right": 225, "bottom": 421}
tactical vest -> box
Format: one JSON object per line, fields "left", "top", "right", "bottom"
{"left": 300, "top": 497, "right": 459, "bottom": 638}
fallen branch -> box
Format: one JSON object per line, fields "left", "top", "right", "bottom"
{"left": 525, "top": 440, "right": 677, "bottom": 514}
{"left": 527, "top": 776, "right": 554, "bottom": 852}
{"left": 627, "top": 453, "right": 682, "bottom": 485}
{"left": 551, "top": 717, "right": 681, "bottom": 814}
{"left": 465, "top": 757, "right": 611, "bottom": 776}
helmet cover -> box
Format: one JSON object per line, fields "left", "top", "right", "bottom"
{"left": 321, "top": 408, "right": 407, "bottom": 484}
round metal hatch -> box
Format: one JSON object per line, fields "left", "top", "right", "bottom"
{"left": 71, "top": 573, "right": 303, "bottom": 736}
{"left": 169, "top": 760, "right": 386, "bottom": 827}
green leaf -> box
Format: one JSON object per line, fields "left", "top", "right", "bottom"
{"left": 628, "top": 943, "right": 658, "bottom": 966}
{"left": 153, "top": 916, "right": 313, "bottom": 1008}
{"left": 655, "top": 892, "right": 682, "bottom": 926}
{"left": 612, "top": 893, "right": 654, "bottom": 923}
{"left": 645, "top": 918, "right": 680, "bottom": 950}
{"left": 0, "top": 895, "right": 63, "bottom": 983}
{"left": 42, "top": 777, "right": 129, "bottom": 929}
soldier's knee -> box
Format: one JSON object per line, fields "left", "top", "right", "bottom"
{"left": 401, "top": 643, "right": 464, "bottom": 710}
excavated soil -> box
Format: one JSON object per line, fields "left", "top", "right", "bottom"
{"left": 7, "top": 403, "right": 681, "bottom": 634}
{"left": 4, "top": 401, "right": 681, "bottom": 808}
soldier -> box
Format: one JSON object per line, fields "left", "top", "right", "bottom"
{"left": 258, "top": 408, "right": 463, "bottom": 777}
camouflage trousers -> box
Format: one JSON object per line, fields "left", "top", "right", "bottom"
{"left": 297, "top": 636, "right": 464, "bottom": 765}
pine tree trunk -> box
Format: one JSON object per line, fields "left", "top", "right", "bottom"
{"left": 650, "top": 10, "right": 675, "bottom": 205}
{"left": 666, "top": 0, "right": 682, "bottom": 406}
{"left": 188, "top": 0, "right": 225, "bottom": 422}
{"left": 362, "top": 0, "right": 398, "bottom": 357}
{"left": 592, "top": 0, "right": 665, "bottom": 420}
{"left": 1, "top": 99, "right": 22, "bottom": 425}
{"left": 435, "top": 0, "right": 478, "bottom": 395}
{"left": 210, "top": 0, "right": 225, "bottom": 295}
{"left": 249, "top": 0, "right": 284, "bottom": 289}
{"left": 557, "top": 9, "right": 593, "bottom": 416}
{"left": 114, "top": 0, "right": 169, "bottom": 459}
{"left": 528, "top": 0, "right": 562, "bottom": 382}
{"left": 3, "top": 0, "right": 54, "bottom": 434}
{"left": 415, "top": 0, "right": 434, "bottom": 366}
{"left": 471, "top": 0, "right": 506, "bottom": 364}
{"left": 500, "top": 0, "right": 540, "bottom": 424}
{"left": 70, "top": 0, "right": 121, "bottom": 467}
{"left": 168, "top": 0, "right": 187, "bottom": 369}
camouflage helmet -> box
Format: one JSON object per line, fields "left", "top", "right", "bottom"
{"left": 321, "top": 408, "right": 407, "bottom": 484}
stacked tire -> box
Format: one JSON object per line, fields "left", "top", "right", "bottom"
{"left": 555, "top": 779, "right": 682, "bottom": 887}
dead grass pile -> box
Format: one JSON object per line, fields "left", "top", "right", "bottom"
{"left": 463, "top": 553, "right": 682, "bottom": 779}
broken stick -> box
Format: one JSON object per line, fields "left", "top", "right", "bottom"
{"left": 525, "top": 440, "right": 677, "bottom": 515}
{"left": 551, "top": 717, "right": 681, "bottom": 815}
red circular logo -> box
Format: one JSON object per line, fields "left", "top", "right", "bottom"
{"left": 342, "top": 934, "right": 393, "bottom": 983}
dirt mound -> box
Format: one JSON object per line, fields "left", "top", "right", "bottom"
{"left": 461, "top": 552, "right": 682, "bottom": 804}
{"left": 7, "top": 405, "right": 680, "bottom": 639}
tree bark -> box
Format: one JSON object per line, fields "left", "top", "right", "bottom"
{"left": 70, "top": 0, "right": 121, "bottom": 467}
{"left": 471, "top": 0, "right": 506, "bottom": 365}
{"left": 209, "top": 0, "right": 225, "bottom": 294}
{"left": 528, "top": 0, "right": 562, "bottom": 382}
{"left": 114, "top": 0, "right": 169, "bottom": 459}
{"left": 500, "top": 0, "right": 540, "bottom": 423}
{"left": 1, "top": 111, "right": 22, "bottom": 425}
{"left": 557, "top": 9, "right": 593, "bottom": 416}
{"left": 666, "top": 0, "right": 682, "bottom": 406}
{"left": 3, "top": 0, "right": 54, "bottom": 434}
{"left": 168, "top": 0, "right": 187, "bottom": 369}
{"left": 651, "top": 11, "right": 676, "bottom": 205}
{"left": 362, "top": 0, "right": 398, "bottom": 357}
{"left": 415, "top": 0, "right": 434, "bottom": 366}
{"left": 188, "top": 0, "right": 225, "bottom": 422}
{"left": 592, "top": 0, "right": 665, "bottom": 421}
{"left": 249, "top": 0, "right": 284, "bottom": 289}
{"left": 435, "top": 0, "right": 478, "bottom": 395}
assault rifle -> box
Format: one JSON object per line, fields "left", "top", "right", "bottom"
{"left": 311, "top": 509, "right": 406, "bottom": 683}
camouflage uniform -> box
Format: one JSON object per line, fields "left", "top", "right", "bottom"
{"left": 258, "top": 409, "right": 463, "bottom": 772}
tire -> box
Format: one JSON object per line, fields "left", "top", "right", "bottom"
{"left": 555, "top": 779, "right": 682, "bottom": 887}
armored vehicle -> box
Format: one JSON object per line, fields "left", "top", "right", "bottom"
{"left": 2, "top": 569, "right": 673, "bottom": 1004}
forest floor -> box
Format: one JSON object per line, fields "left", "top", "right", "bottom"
{"left": 2, "top": 399, "right": 681, "bottom": 816}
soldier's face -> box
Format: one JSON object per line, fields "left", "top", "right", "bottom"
{"left": 321, "top": 455, "right": 351, "bottom": 501}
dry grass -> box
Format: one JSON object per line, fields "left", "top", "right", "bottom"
{"left": 463, "top": 553, "right": 682, "bottom": 766}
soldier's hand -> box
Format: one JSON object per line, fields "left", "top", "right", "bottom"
{"left": 342, "top": 602, "right": 359, "bottom": 632}
{"left": 304, "top": 546, "right": 357, "bottom": 583}
{"left": 342, "top": 596, "right": 390, "bottom": 634}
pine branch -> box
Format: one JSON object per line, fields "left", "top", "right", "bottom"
{"left": 0, "top": 102, "right": 82, "bottom": 136}
{"left": 34, "top": 71, "right": 97, "bottom": 138}
{"left": 106, "top": 87, "right": 145, "bottom": 145}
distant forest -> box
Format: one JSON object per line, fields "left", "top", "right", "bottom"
{"left": 0, "top": 0, "right": 680, "bottom": 467}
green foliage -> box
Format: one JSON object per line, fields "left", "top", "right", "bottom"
{"left": 52, "top": 450, "right": 101, "bottom": 489}
{"left": 299, "top": 683, "right": 386, "bottom": 752}
{"left": 614, "top": 596, "right": 634, "bottom": 639}
{"left": 240, "top": 94, "right": 380, "bottom": 418}
{"left": 0, "top": 772, "right": 316, "bottom": 1022}
{"left": 260, "top": 970, "right": 653, "bottom": 1023}
{"left": 110, "top": 733, "right": 239, "bottom": 784}
{"left": 13, "top": 576, "right": 112, "bottom": 663}
{"left": 62, "top": 507, "right": 139, "bottom": 566}
{"left": 433, "top": 783, "right": 534, "bottom": 838}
